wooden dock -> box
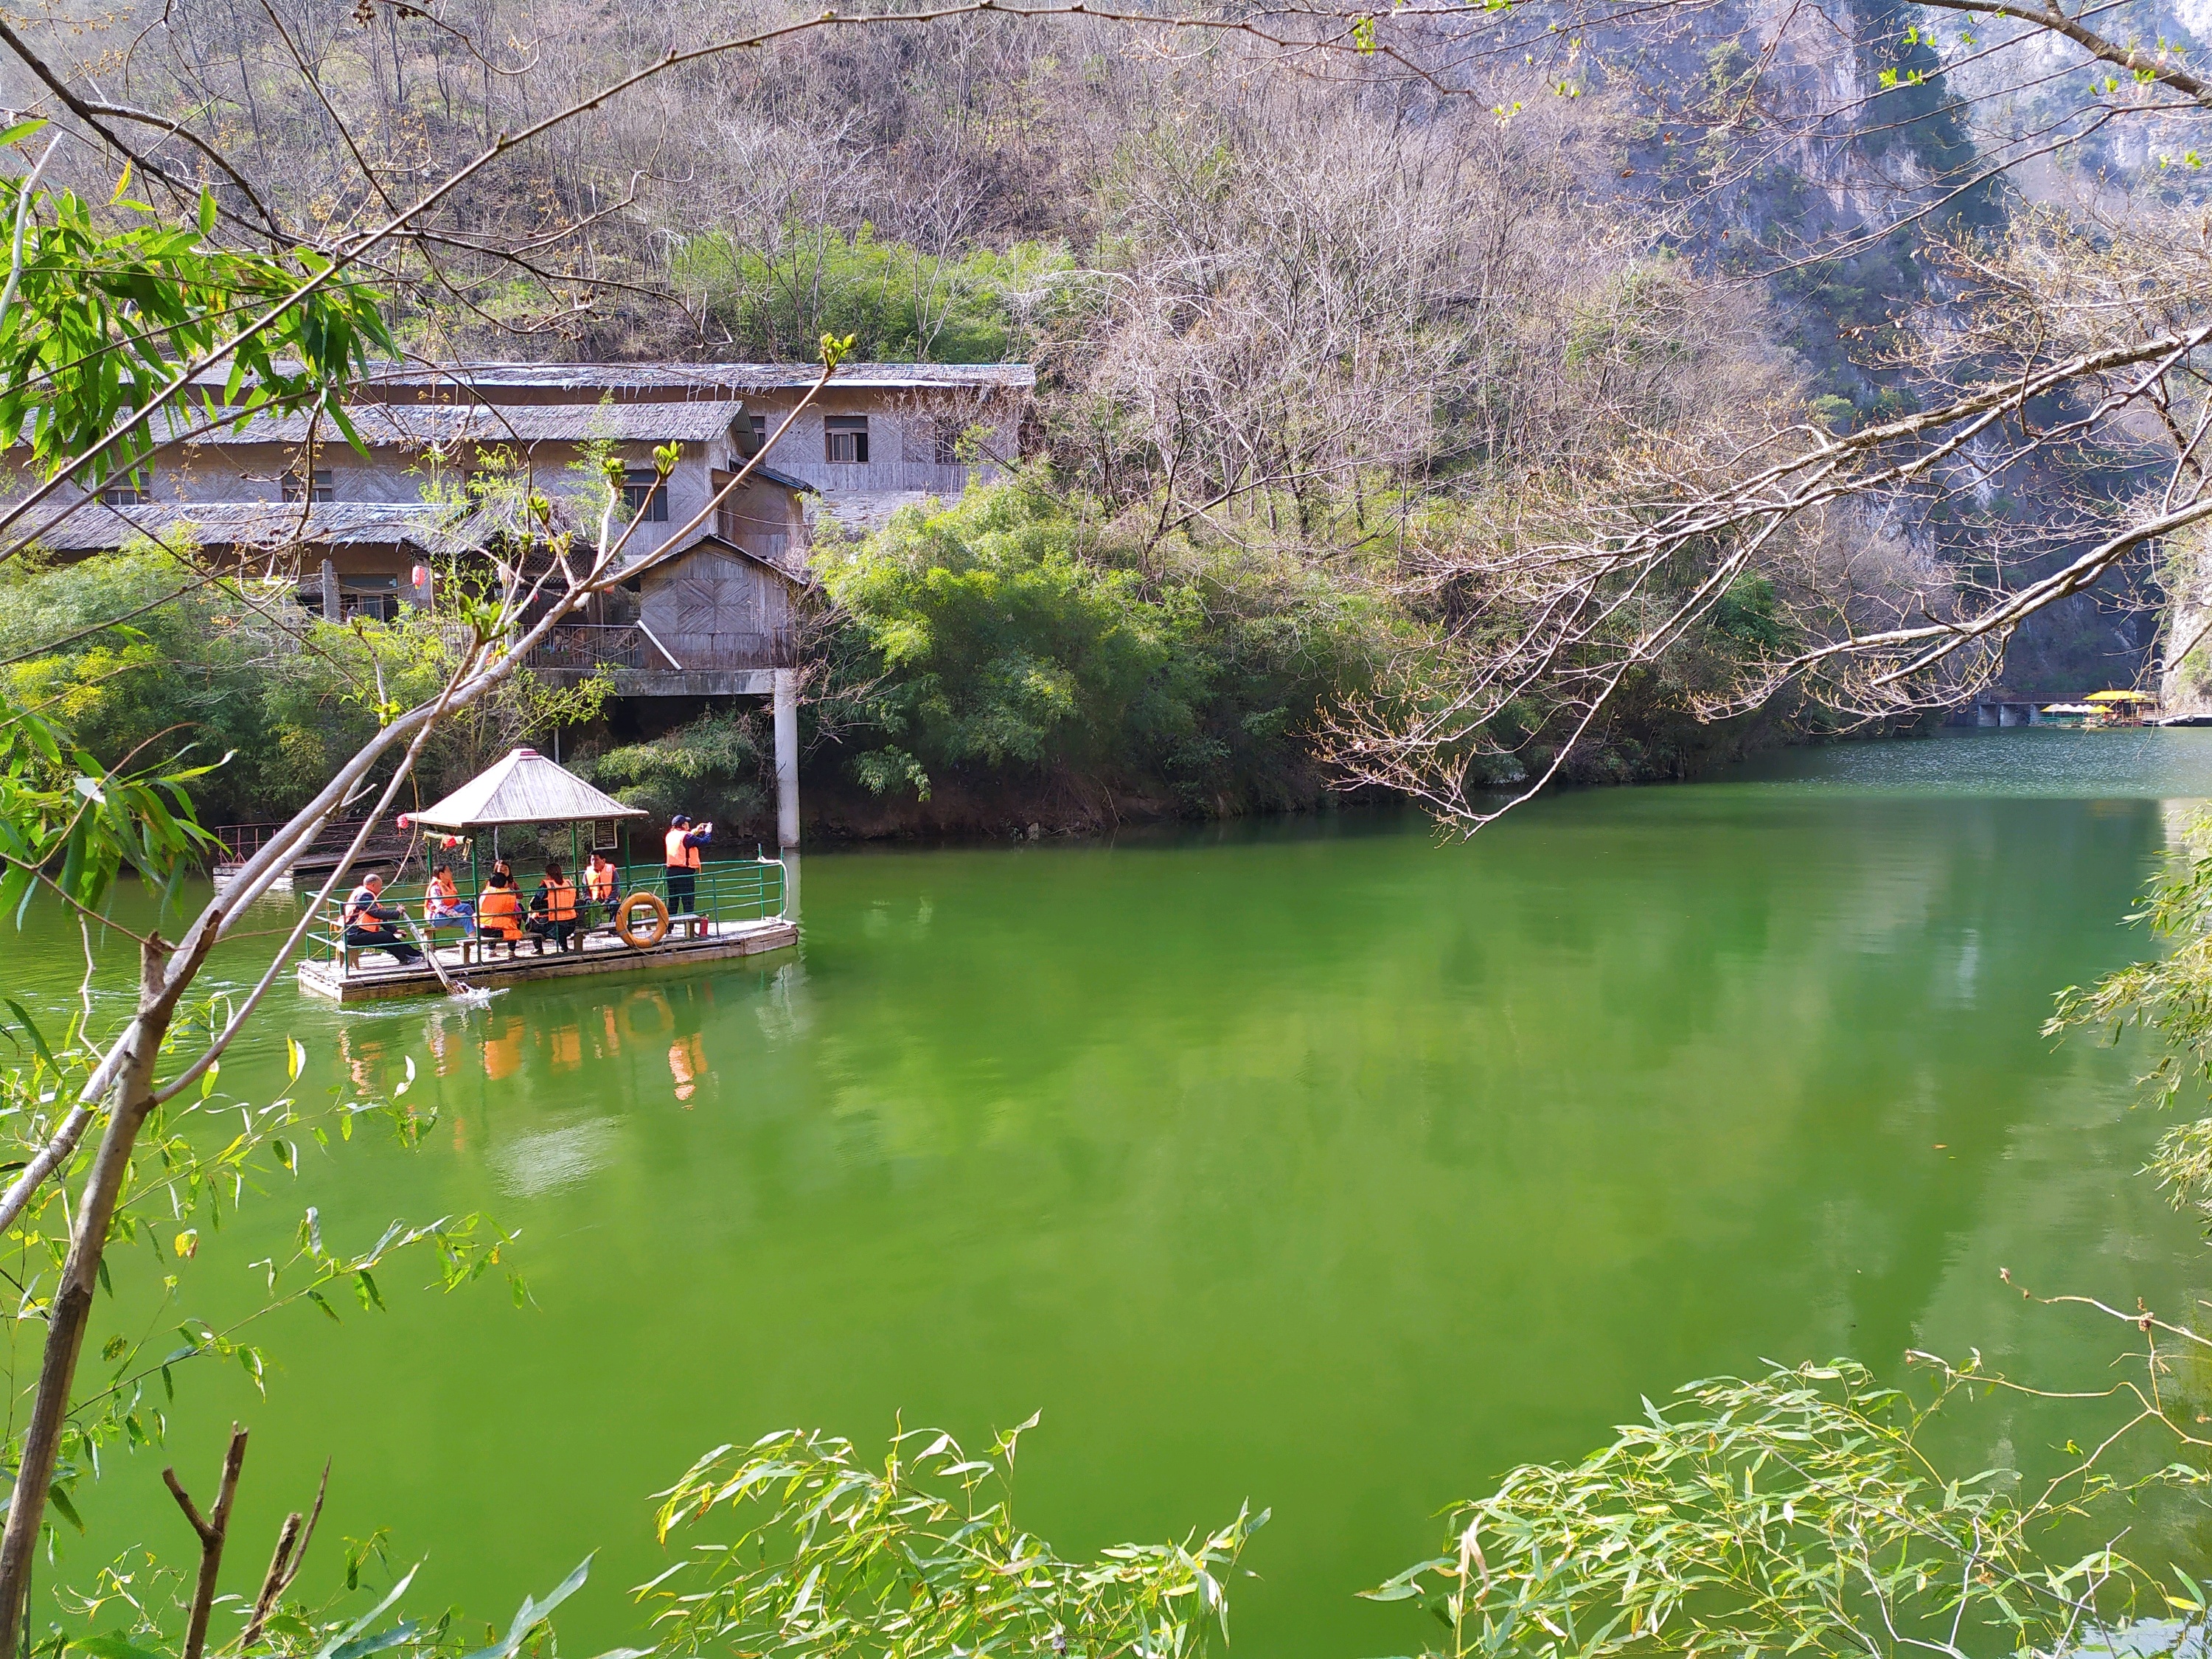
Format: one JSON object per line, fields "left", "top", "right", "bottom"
{"left": 297, "top": 915, "right": 799, "bottom": 1003}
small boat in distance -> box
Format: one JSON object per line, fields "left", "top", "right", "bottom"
{"left": 2082, "top": 689, "right": 2160, "bottom": 727}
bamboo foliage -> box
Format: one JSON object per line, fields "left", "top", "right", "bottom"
{"left": 1368, "top": 1360, "right": 2202, "bottom": 1659}
{"left": 642, "top": 1420, "right": 1263, "bottom": 1659}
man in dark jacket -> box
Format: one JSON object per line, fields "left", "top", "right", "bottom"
{"left": 342, "top": 873, "right": 422, "bottom": 964}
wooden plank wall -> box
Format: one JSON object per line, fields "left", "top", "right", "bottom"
{"left": 639, "top": 548, "right": 794, "bottom": 668}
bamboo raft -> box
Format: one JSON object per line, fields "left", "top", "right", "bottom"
{"left": 298, "top": 913, "right": 799, "bottom": 1003}
{"left": 297, "top": 746, "right": 797, "bottom": 1005}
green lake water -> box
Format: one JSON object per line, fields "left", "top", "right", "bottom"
{"left": 15, "top": 727, "right": 2212, "bottom": 1654}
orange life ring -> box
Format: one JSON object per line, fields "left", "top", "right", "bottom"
{"left": 615, "top": 891, "right": 672, "bottom": 948}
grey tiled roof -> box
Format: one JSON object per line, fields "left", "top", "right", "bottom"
{"left": 14, "top": 499, "right": 455, "bottom": 554}
{"left": 358, "top": 361, "right": 1036, "bottom": 394}
{"left": 9, "top": 362, "right": 1028, "bottom": 461}
{"left": 173, "top": 397, "right": 751, "bottom": 448}
{"left": 749, "top": 464, "right": 815, "bottom": 493}
{"left": 410, "top": 745, "right": 646, "bottom": 829}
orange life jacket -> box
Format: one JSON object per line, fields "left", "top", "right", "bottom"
{"left": 425, "top": 874, "right": 457, "bottom": 918}
{"left": 585, "top": 862, "right": 616, "bottom": 901}
{"left": 664, "top": 827, "right": 701, "bottom": 869}
{"left": 479, "top": 887, "right": 522, "bottom": 939}
{"left": 542, "top": 877, "right": 577, "bottom": 922}
{"left": 343, "top": 885, "right": 380, "bottom": 927}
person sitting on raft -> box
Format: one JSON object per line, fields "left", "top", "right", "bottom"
{"left": 529, "top": 861, "right": 581, "bottom": 954}
{"left": 477, "top": 871, "right": 524, "bottom": 959}
{"left": 342, "top": 873, "right": 422, "bottom": 965}
{"left": 583, "top": 851, "right": 619, "bottom": 922}
{"left": 424, "top": 864, "right": 474, "bottom": 933}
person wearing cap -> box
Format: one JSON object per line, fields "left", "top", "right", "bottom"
{"left": 663, "top": 813, "right": 714, "bottom": 915}
{"left": 341, "top": 873, "right": 422, "bottom": 964}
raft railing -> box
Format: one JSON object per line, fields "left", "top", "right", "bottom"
{"left": 303, "top": 855, "right": 789, "bottom": 975}
{"left": 630, "top": 856, "right": 789, "bottom": 926}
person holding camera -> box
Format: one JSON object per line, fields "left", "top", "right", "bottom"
{"left": 663, "top": 814, "right": 714, "bottom": 914}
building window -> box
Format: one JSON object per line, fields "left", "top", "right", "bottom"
{"left": 299, "top": 574, "right": 400, "bottom": 621}
{"left": 749, "top": 414, "right": 769, "bottom": 449}
{"left": 825, "top": 416, "right": 869, "bottom": 465}
{"left": 933, "top": 419, "right": 965, "bottom": 467}
{"left": 623, "top": 467, "right": 669, "bottom": 522}
{"left": 283, "top": 468, "right": 334, "bottom": 503}
{"left": 98, "top": 476, "right": 148, "bottom": 507}
{"left": 347, "top": 587, "right": 402, "bottom": 622}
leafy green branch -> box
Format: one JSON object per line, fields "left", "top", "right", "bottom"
{"left": 641, "top": 1417, "right": 1262, "bottom": 1659}
{"left": 0, "top": 700, "right": 219, "bottom": 928}
{"left": 1366, "top": 1358, "right": 2199, "bottom": 1659}
{"left": 2048, "top": 808, "right": 2212, "bottom": 1214}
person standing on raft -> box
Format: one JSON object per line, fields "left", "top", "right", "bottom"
{"left": 664, "top": 814, "right": 713, "bottom": 915}
{"left": 342, "top": 873, "right": 422, "bottom": 964}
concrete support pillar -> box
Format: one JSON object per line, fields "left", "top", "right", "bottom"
{"left": 773, "top": 668, "right": 800, "bottom": 850}
{"left": 319, "top": 557, "right": 340, "bottom": 621}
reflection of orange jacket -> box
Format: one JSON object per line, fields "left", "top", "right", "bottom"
{"left": 479, "top": 888, "right": 522, "bottom": 939}
{"left": 669, "top": 1032, "right": 706, "bottom": 1104}
{"left": 664, "top": 827, "right": 701, "bottom": 869}
{"left": 484, "top": 1023, "right": 523, "bottom": 1081}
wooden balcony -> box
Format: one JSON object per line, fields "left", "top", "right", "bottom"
{"left": 524, "top": 624, "right": 650, "bottom": 674}
{"left": 522, "top": 622, "right": 796, "bottom": 696}
{"left": 773, "top": 460, "right": 978, "bottom": 497}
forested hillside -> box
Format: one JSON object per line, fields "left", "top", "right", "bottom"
{"left": 4, "top": 0, "right": 2209, "bottom": 832}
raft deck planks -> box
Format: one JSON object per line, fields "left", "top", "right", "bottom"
{"left": 297, "top": 916, "right": 799, "bottom": 1003}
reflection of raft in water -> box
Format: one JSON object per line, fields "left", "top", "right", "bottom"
{"left": 297, "top": 745, "right": 796, "bottom": 1004}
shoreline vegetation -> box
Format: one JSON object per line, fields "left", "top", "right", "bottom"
{"left": 3, "top": 472, "right": 1876, "bottom": 850}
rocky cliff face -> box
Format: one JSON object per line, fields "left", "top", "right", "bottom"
{"left": 1598, "top": 0, "right": 2205, "bottom": 698}
{"left": 2162, "top": 527, "right": 2212, "bottom": 712}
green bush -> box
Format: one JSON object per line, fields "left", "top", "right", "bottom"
{"left": 671, "top": 226, "right": 1077, "bottom": 363}
{"left": 811, "top": 475, "right": 1387, "bottom": 813}
{"left": 3, "top": 549, "right": 306, "bottom": 823}
{"left": 583, "top": 710, "right": 774, "bottom": 830}
{"left": 0, "top": 546, "right": 600, "bottom": 829}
